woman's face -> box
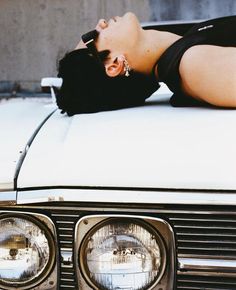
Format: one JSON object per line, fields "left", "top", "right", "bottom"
{"left": 77, "top": 12, "right": 142, "bottom": 55}
{"left": 95, "top": 12, "right": 142, "bottom": 54}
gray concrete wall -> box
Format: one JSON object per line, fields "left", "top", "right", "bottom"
{"left": 0, "top": 0, "right": 236, "bottom": 93}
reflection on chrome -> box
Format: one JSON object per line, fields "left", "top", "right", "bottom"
{"left": 83, "top": 221, "right": 162, "bottom": 290}
{"left": 0, "top": 217, "right": 50, "bottom": 284}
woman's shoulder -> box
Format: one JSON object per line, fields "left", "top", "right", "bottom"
{"left": 157, "top": 15, "right": 236, "bottom": 107}
{"left": 179, "top": 45, "right": 220, "bottom": 87}
{"left": 180, "top": 44, "right": 236, "bottom": 75}
{"left": 157, "top": 15, "right": 236, "bottom": 85}
{"left": 179, "top": 45, "right": 236, "bottom": 106}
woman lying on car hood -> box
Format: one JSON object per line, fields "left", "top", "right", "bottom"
{"left": 57, "top": 12, "right": 236, "bottom": 115}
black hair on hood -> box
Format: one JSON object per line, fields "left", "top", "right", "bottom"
{"left": 57, "top": 48, "right": 159, "bottom": 116}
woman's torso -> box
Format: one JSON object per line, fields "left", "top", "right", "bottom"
{"left": 156, "top": 15, "right": 236, "bottom": 106}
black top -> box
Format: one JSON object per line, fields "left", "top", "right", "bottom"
{"left": 156, "top": 16, "right": 236, "bottom": 106}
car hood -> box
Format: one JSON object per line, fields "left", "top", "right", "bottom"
{"left": 0, "top": 99, "right": 55, "bottom": 191}
{"left": 17, "top": 94, "right": 236, "bottom": 191}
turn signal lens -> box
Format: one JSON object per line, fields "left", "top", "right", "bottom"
{"left": 79, "top": 219, "right": 165, "bottom": 290}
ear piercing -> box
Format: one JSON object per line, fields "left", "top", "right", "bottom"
{"left": 124, "top": 59, "right": 131, "bottom": 77}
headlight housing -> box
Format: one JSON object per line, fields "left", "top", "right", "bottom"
{"left": 0, "top": 214, "right": 55, "bottom": 289}
{"left": 77, "top": 216, "right": 172, "bottom": 290}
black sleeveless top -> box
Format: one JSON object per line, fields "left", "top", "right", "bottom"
{"left": 156, "top": 16, "right": 236, "bottom": 106}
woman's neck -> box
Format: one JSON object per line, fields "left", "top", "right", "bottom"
{"left": 131, "top": 29, "right": 181, "bottom": 76}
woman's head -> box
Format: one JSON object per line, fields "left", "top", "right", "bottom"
{"left": 93, "top": 13, "right": 142, "bottom": 60}
{"left": 57, "top": 12, "right": 160, "bottom": 116}
{"left": 76, "top": 12, "right": 142, "bottom": 65}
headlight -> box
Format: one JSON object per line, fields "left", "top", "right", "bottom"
{"left": 79, "top": 218, "right": 166, "bottom": 290}
{"left": 0, "top": 214, "right": 55, "bottom": 289}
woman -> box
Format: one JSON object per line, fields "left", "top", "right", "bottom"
{"left": 57, "top": 12, "right": 236, "bottom": 115}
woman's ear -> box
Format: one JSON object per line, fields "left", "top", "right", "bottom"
{"left": 105, "top": 55, "right": 126, "bottom": 77}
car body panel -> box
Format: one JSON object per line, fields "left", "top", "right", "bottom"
{"left": 0, "top": 99, "right": 55, "bottom": 191}
{"left": 17, "top": 88, "right": 236, "bottom": 191}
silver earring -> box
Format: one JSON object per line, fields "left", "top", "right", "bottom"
{"left": 123, "top": 59, "right": 131, "bottom": 77}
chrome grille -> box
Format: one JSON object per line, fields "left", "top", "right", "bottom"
{"left": 6, "top": 203, "right": 236, "bottom": 290}
{"left": 51, "top": 211, "right": 80, "bottom": 289}
{"left": 49, "top": 205, "right": 236, "bottom": 290}
{"left": 168, "top": 209, "right": 236, "bottom": 290}
{"left": 170, "top": 214, "right": 236, "bottom": 259}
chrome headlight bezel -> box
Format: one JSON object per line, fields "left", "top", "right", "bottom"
{"left": 75, "top": 214, "right": 175, "bottom": 290}
{"left": 0, "top": 212, "right": 56, "bottom": 290}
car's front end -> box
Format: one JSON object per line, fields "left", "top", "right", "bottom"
{"left": 1, "top": 81, "right": 236, "bottom": 289}
{"left": 3, "top": 190, "right": 236, "bottom": 289}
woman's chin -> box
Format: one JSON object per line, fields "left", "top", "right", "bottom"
{"left": 123, "top": 12, "right": 140, "bottom": 30}
{"left": 124, "top": 12, "right": 138, "bottom": 21}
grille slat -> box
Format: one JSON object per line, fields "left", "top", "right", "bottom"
{"left": 171, "top": 218, "right": 236, "bottom": 223}
{"left": 177, "top": 227, "right": 236, "bottom": 233}
{"left": 178, "top": 232, "right": 236, "bottom": 237}
{"left": 178, "top": 243, "right": 236, "bottom": 250}
{"left": 178, "top": 237, "right": 236, "bottom": 244}
{"left": 174, "top": 224, "right": 236, "bottom": 230}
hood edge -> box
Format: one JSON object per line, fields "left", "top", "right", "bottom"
{"left": 14, "top": 109, "right": 57, "bottom": 191}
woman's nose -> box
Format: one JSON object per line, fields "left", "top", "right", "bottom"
{"left": 96, "top": 19, "right": 108, "bottom": 31}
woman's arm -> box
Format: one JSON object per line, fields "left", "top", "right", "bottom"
{"left": 179, "top": 45, "right": 236, "bottom": 107}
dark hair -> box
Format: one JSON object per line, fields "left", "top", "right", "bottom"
{"left": 57, "top": 48, "right": 160, "bottom": 116}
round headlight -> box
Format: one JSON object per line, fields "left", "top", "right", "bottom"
{"left": 0, "top": 214, "right": 55, "bottom": 289}
{"left": 79, "top": 218, "right": 166, "bottom": 290}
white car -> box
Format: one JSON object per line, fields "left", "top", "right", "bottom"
{"left": 0, "top": 21, "right": 236, "bottom": 290}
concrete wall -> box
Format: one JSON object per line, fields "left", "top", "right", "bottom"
{"left": 0, "top": 0, "right": 236, "bottom": 93}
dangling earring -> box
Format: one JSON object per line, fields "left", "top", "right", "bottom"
{"left": 123, "top": 59, "right": 131, "bottom": 77}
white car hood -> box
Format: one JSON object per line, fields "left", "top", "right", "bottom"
{"left": 0, "top": 99, "right": 55, "bottom": 191}
{"left": 17, "top": 93, "right": 236, "bottom": 191}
